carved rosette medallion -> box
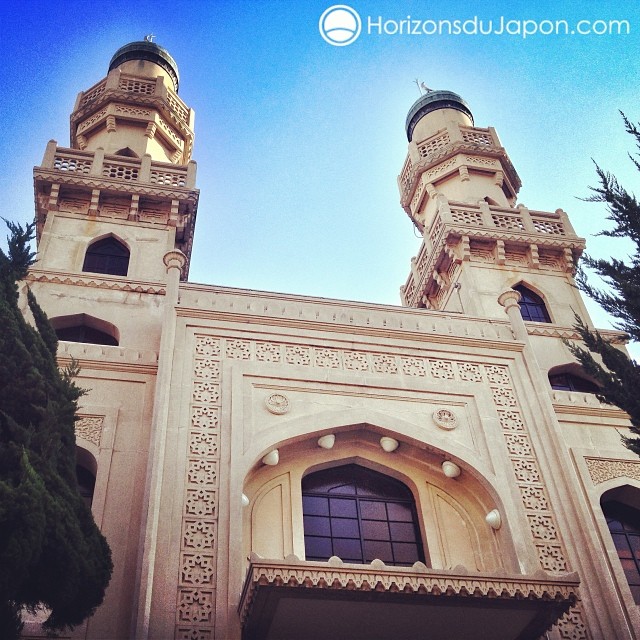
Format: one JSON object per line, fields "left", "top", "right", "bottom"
{"left": 265, "top": 393, "right": 290, "bottom": 415}
{"left": 432, "top": 408, "right": 458, "bottom": 430}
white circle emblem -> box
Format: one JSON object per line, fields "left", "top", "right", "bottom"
{"left": 318, "top": 5, "right": 362, "bottom": 46}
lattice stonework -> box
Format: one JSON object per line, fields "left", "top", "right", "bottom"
{"left": 585, "top": 457, "right": 640, "bottom": 484}
{"left": 177, "top": 338, "right": 586, "bottom": 639}
{"left": 75, "top": 416, "right": 104, "bottom": 447}
{"left": 176, "top": 337, "right": 222, "bottom": 639}
{"left": 417, "top": 131, "right": 451, "bottom": 159}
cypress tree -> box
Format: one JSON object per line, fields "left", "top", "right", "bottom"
{"left": 570, "top": 115, "right": 640, "bottom": 455}
{"left": 0, "top": 221, "right": 112, "bottom": 638}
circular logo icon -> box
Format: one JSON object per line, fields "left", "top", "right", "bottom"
{"left": 319, "top": 5, "right": 362, "bottom": 46}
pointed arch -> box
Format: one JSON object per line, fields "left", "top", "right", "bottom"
{"left": 114, "top": 147, "right": 138, "bottom": 158}
{"left": 50, "top": 313, "right": 119, "bottom": 346}
{"left": 548, "top": 363, "right": 600, "bottom": 393}
{"left": 601, "top": 485, "right": 640, "bottom": 603}
{"left": 513, "top": 282, "right": 551, "bottom": 323}
{"left": 76, "top": 446, "right": 97, "bottom": 508}
{"left": 301, "top": 463, "right": 425, "bottom": 566}
{"left": 242, "top": 424, "right": 510, "bottom": 574}
{"left": 83, "top": 234, "right": 130, "bottom": 276}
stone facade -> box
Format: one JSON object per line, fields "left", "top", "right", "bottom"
{"left": 20, "top": 42, "right": 640, "bottom": 640}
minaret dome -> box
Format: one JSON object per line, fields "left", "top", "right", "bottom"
{"left": 405, "top": 89, "right": 473, "bottom": 142}
{"left": 108, "top": 40, "right": 180, "bottom": 92}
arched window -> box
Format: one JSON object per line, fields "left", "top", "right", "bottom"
{"left": 76, "top": 447, "right": 97, "bottom": 509}
{"left": 56, "top": 325, "right": 118, "bottom": 346}
{"left": 302, "top": 464, "right": 425, "bottom": 566}
{"left": 114, "top": 147, "right": 138, "bottom": 158}
{"left": 83, "top": 236, "right": 129, "bottom": 276}
{"left": 549, "top": 372, "right": 599, "bottom": 393}
{"left": 514, "top": 284, "right": 551, "bottom": 323}
{"left": 51, "top": 314, "right": 119, "bottom": 346}
{"left": 602, "top": 499, "right": 640, "bottom": 603}
{"left": 76, "top": 464, "right": 96, "bottom": 508}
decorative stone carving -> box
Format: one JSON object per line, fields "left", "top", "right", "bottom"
{"left": 195, "top": 337, "right": 220, "bottom": 357}
{"left": 585, "top": 457, "right": 640, "bottom": 484}
{"left": 429, "top": 359, "right": 455, "bottom": 379}
{"left": 181, "top": 553, "right": 215, "bottom": 585}
{"left": 264, "top": 393, "right": 290, "bottom": 415}
{"left": 239, "top": 559, "right": 579, "bottom": 627}
{"left": 432, "top": 408, "right": 458, "bottom": 430}
{"left": 177, "top": 589, "right": 214, "bottom": 623}
{"left": 255, "top": 342, "right": 281, "bottom": 362}
{"left": 401, "top": 357, "right": 427, "bottom": 377}
{"left": 183, "top": 520, "right": 216, "bottom": 550}
{"left": 193, "top": 358, "right": 220, "bottom": 380}
{"left": 75, "top": 416, "right": 104, "bottom": 446}
{"left": 180, "top": 336, "right": 585, "bottom": 637}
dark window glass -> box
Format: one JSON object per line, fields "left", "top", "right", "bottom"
{"left": 302, "top": 495, "right": 329, "bottom": 516}
{"left": 76, "top": 464, "right": 96, "bottom": 508}
{"left": 83, "top": 237, "right": 129, "bottom": 276}
{"left": 549, "top": 373, "right": 599, "bottom": 393}
{"left": 302, "top": 464, "right": 425, "bottom": 566}
{"left": 514, "top": 284, "right": 551, "bottom": 323}
{"left": 603, "top": 501, "right": 640, "bottom": 603}
{"left": 55, "top": 324, "right": 118, "bottom": 346}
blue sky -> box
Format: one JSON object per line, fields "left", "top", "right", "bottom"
{"left": 1, "top": 0, "right": 638, "bottom": 343}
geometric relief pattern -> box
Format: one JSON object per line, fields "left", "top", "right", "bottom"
{"left": 176, "top": 335, "right": 222, "bottom": 639}
{"left": 177, "top": 337, "right": 585, "bottom": 638}
{"left": 486, "top": 364, "right": 582, "bottom": 638}
{"left": 75, "top": 415, "right": 104, "bottom": 447}
{"left": 585, "top": 457, "right": 640, "bottom": 484}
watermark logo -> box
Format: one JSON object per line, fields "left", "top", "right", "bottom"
{"left": 318, "top": 6, "right": 629, "bottom": 42}
{"left": 319, "top": 5, "right": 362, "bottom": 46}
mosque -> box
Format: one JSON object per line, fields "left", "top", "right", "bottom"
{"left": 21, "top": 39, "right": 640, "bottom": 639}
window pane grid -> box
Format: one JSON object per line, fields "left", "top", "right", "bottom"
{"left": 514, "top": 285, "right": 551, "bottom": 323}
{"left": 603, "top": 501, "right": 640, "bottom": 603}
{"left": 302, "top": 465, "right": 424, "bottom": 567}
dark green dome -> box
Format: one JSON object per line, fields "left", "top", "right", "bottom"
{"left": 405, "top": 90, "right": 473, "bottom": 141}
{"left": 109, "top": 41, "right": 180, "bottom": 92}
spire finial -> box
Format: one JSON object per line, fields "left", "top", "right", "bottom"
{"left": 413, "top": 79, "right": 432, "bottom": 96}
{"left": 144, "top": 34, "right": 156, "bottom": 43}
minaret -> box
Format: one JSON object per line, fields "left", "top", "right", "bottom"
{"left": 33, "top": 38, "right": 198, "bottom": 282}
{"left": 398, "top": 89, "right": 587, "bottom": 325}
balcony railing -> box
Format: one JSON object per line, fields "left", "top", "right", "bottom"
{"left": 40, "top": 143, "right": 196, "bottom": 189}
{"left": 402, "top": 202, "right": 581, "bottom": 308}
{"left": 79, "top": 73, "right": 191, "bottom": 127}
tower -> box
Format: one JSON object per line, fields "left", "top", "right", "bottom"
{"left": 398, "top": 89, "right": 590, "bottom": 330}
{"left": 33, "top": 39, "right": 198, "bottom": 289}
{"left": 24, "top": 40, "right": 199, "bottom": 639}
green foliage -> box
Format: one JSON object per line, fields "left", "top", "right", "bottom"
{"left": 571, "top": 114, "right": 640, "bottom": 455}
{"left": 0, "top": 221, "right": 112, "bottom": 638}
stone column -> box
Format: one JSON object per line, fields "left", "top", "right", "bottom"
{"left": 498, "top": 288, "right": 527, "bottom": 341}
{"left": 135, "top": 250, "right": 186, "bottom": 639}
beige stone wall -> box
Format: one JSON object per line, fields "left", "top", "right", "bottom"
{"left": 35, "top": 212, "right": 176, "bottom": 283}
{"left": 124, "top": 285, "right": 635, "bottom": 640}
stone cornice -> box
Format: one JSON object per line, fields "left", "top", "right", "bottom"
{"left": 57, "top": 340, "right": 158, "bottom": 375}
{"left": 177, "top": 306, "right": 525, "bottom": 351}
{"left": 177, "top": 283, "right": 523, "bottom": 350}
{"left": 526, "top": 324, "right": 626, "bottom": 342}
{"left": 26, "top": 270, "right": 166, "bottom": 295}
{"left": 450, "top": 227, "right": 585, "bottom": 249}
{"left": 401, "top": 142, "right": 521, "bottom": 207}
{"left": 238, "top": 556, "right": 579, "bottom": 625}
{"left": 553, "top": 403, "right": 629, "bottom": 419}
